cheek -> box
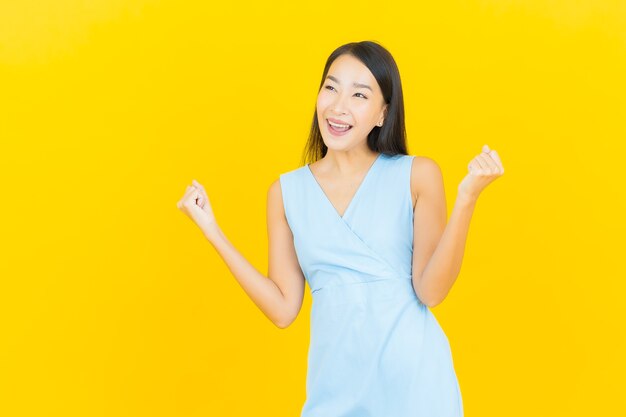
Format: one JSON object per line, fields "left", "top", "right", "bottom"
{"left": 316, "top": 93, "right": 332, "bottom": 110}
{"left": 351, "top": 107, "right": 370, "bottom": 122}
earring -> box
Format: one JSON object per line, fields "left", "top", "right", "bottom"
{"left": 377, "top": 121, "right": 383, "bottom": 127}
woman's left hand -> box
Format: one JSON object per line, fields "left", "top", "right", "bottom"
{"left": 458, "top": 144, "right": 505, "bottom": 202}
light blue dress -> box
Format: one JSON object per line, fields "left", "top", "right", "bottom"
{"left": 279, "top": 152, "right": 464, "bottom": 417}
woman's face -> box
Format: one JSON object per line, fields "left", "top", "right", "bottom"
{"left": 316, "top": 54, "right": 387, "bottom": 152}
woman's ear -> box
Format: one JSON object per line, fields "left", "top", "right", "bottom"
{"left": 380, "top": 105, "right": 388, "bottom": 124}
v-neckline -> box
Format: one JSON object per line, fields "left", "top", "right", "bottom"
{"left": 306, "top": 153, "right": 383, "bottom": 220}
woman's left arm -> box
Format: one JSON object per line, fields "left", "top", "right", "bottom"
{"left": 412, "top": 145, "right": 504, "bottom": 307}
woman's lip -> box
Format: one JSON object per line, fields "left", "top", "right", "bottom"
{"left": 326, "top": 119, "right": 353, "bottom": 136}
{"left": 327, "top": 118, "right": 353, "bottom": 126}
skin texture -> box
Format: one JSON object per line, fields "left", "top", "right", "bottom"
{"left": 177, "top": 54, "right": 505, "bottom": 328}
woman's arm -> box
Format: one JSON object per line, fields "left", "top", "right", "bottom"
{"left": 200, "top": 180, "right": 305, "bottom": 328}
{"left": 410, "top": 146, "right": 503, "bottom": 307}
{"left": 411, "top": 159, "right": 476, "bottom": 307}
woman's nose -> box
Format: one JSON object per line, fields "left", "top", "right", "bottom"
{"left": 331, "top": 93, "right": 349, "bottom": 114}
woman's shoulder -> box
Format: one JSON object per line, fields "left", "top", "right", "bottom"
{"left": 382, "top": 152, "right": 439, "bottom": 172}
{"left": 409, "top": 154, "right": 440, "bottom": 170}
{"left": 279, "top": 164, "right": 308, "bottom": 183}
{"left": 272, "top": 165, "right": 308, "bottom": 197}
{"left": 408, "top": 155, "right": 444, "bottom": 201}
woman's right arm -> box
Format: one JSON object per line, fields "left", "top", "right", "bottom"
{"left": 179, "top": 179, "right": 305, "bottom": 328}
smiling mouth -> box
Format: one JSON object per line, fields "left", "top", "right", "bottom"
{"left": 327, "top": 119, "right": 353, "bottom": 132}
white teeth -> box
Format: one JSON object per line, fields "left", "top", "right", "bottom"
{"left": 328, "top": 120, "right": 351, "bottom": 129}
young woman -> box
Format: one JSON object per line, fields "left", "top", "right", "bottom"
{"left": 178, "top": 41, "right": 504, "bottom": 416}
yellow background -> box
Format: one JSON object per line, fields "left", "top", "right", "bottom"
{"left": 1, "top": 0, "right": 625, "bottom": 415}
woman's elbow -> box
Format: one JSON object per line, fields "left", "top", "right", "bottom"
{"left": 275, "top": 316, "right": 295, "bottom": 329}
{"left": 415, "top": 284, "right": 446, "bottom": 308}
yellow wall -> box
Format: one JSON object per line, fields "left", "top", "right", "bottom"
{"left": 1, "top": 0, "right": 624, "bottom": 415}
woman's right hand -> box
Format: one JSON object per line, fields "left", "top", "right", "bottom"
{"left": 177, "top": 179, "right": 218, "bottom": 236}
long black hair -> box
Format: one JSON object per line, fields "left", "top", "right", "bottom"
{"left": 301, "top": 40, "right": 408, "bottom": 166}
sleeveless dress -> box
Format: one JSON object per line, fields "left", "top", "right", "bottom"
{"left": 279, "top": 152, "right": 464, "bottom": 417}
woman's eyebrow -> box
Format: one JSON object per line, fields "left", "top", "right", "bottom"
{"left": 326, "top": 75, "right": 372, "bottom": 92}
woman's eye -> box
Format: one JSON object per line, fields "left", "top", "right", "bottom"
{"left": 324, "top": 85, "right": 367, "bottom": 99}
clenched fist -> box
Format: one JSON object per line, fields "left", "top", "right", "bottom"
{"left": 177, "top": 179, "right": 217, "bottom": 236}
{"left": 458, "top": 144, "right": 505, "bottom": 201}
